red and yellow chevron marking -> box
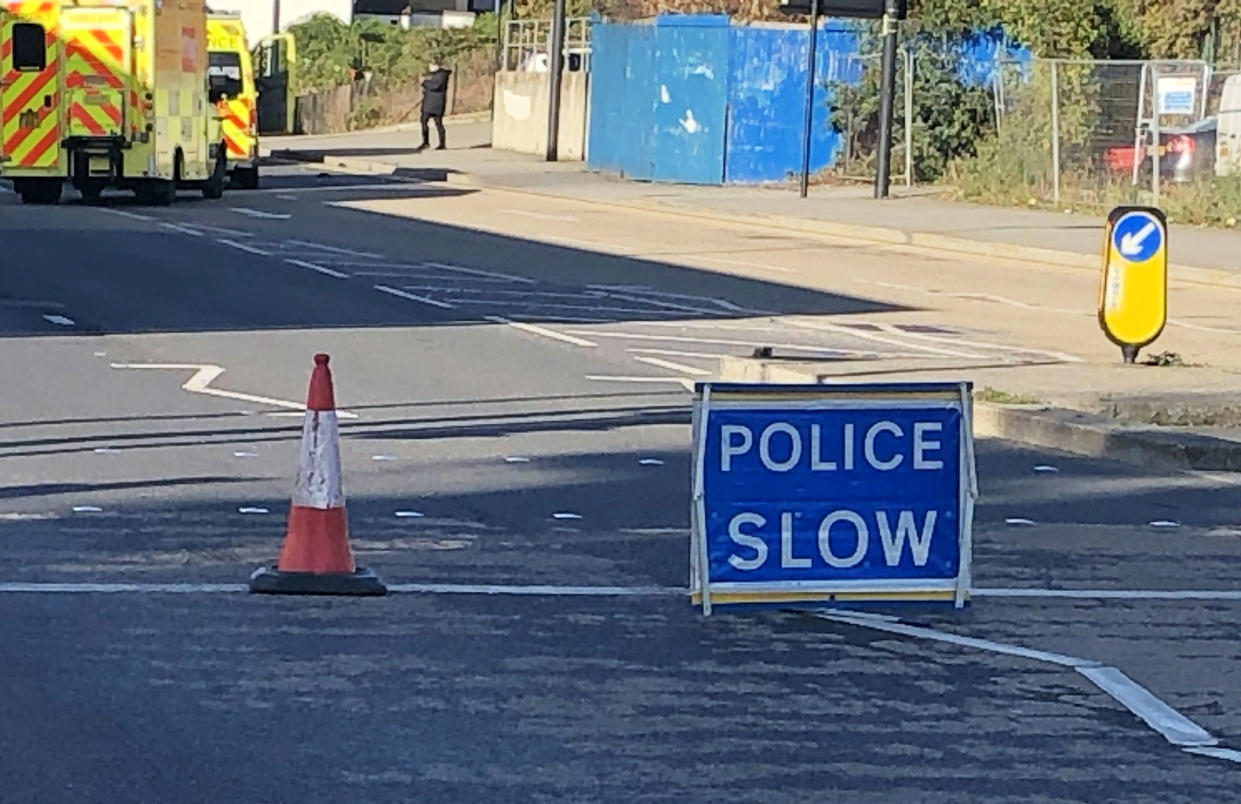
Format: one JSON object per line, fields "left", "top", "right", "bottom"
{"left": 64, "top": 24, "right": 125, "bottom": 137}
{"left": 217, "top": 96, "right": 253, "bottom": 159}
{"left": 1, "top": 1, "right": 60, "bottom": 168}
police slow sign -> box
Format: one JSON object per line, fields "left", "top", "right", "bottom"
{"left": 691, "top": 383, "right": 976, "bottom": 613}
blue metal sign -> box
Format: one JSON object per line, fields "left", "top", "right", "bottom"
{"left": 1111, "top": 210, "right": 1164, "bottom": 264}
{"left": 691, "top": 383, "right": 976, "bottom": 613}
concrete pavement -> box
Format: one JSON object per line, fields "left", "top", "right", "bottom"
{"left": 2, "top": 164, "right": 1241, "bottom": 799}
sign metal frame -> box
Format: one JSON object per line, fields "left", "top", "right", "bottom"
{"left": 690, "top": 382, "right": 977, "bottom": 615}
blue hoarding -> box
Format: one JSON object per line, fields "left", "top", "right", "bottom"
{"left": 691, "top": 383, "right": 976, "bottom": 613}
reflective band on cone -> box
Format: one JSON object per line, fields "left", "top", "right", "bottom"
{"left": 249, "top": 354, "right": 385, "bottom": 596}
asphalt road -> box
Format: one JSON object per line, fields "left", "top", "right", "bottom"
{"left": 1, "top": 169, "right": 1240, "bottom": 802}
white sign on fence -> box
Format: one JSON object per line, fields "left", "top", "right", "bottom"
{"left": 1157, "top": 76, "right": 1198, "bottom": 116}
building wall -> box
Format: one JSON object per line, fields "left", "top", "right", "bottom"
{"left": 492, "top": 70, "right": 589, "bottom": 160}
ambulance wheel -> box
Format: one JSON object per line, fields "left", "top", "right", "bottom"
{"left": 17, "top": 179, "right": 62, "bottom": 205}
{"left": 79, "top": 181, "right": 105, "bottom": 204}
{"left": 203, "top": 152, "right": 226, "bottom": 200}
{"left": 233, "top": 165, "right": 259, "bottom": 190}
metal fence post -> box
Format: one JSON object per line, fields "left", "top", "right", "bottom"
{"left": 904, "top": 45, "right": 913, "bottom": 188}
{"left": 1152, "top": 62, "right": 1161, "bottom": 206}
{"left": 1050, "top": 60, "right": 1060, "bottom": 205}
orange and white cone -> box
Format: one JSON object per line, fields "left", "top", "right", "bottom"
{"left": 249, "top": 354, "right": 385, "bottom": 596}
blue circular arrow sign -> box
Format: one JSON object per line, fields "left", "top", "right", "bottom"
{"left": 1111, "top": 211, "right": 1164, "bottom": 263}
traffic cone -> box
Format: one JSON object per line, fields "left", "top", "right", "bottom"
{"left": 249, "top": 354, "right": 386, "bottom": 596}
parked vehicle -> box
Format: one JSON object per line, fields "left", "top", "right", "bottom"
{"left": 1103, "top": 118, "right": 1217, "bottom": 184}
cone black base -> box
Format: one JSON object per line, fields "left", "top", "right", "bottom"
{"left": 248, "top": 564, "right": 387, "bottom": 596}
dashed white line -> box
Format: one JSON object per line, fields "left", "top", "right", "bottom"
{"left": 423, "top": 262, "right": 536, "bottom": 285}
{"left": 374, "top": 284, "right": 456, "bottom": 309}
{"left": 218, "top": 238, "right": 272, "bottom": 256}
{"left": 231, "top": 207, "right": 291, "bottom": 220}
{"left": 632, "top": 355, "right": 712, "bottom": 376}
{"left": 41, "top": 314, "right": 75, "bottom": 326}
{"left": 286, "top": 258, "right": 350, "bottom": 279}
{"left": 484, "top": 315, "right": 596, "bottom": 347}
{"left": 284, "top": 239, "right": 381, "bottom": 259}
{"left": 628, "top": 348, "right": 731, "bottom": 360}
{"left": 96, "top": 208, "right": 154, "bottom": 222}
{"left": 160, "top": 222, "right": 204, "bottom": 237}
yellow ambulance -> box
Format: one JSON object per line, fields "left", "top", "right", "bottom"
{"left": 206, "top": 11, "right": 258, "bottom": 188}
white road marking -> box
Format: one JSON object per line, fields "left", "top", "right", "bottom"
{"left": 0, "top": 583, "right": 247, "bottom": 593}
{"left": 285, "top": 258, "right": 350, "bottom": 279}
{"left": 238, "top": 507, "right": 270, "bottom": 514}
{"left": 1033, "top": 464, "right": 1060, "bottom": 473}
{"left": 283, "top": 239, "right": 381, "bottom": 259}
{"left": 96, "top": 208, "right": 154, "bottom": 222}
{"left": 552, "top": 512, "right": 583, "bottom": 520}
{"left": 71, "top": 506, "right": 103, "bottom": 513}
{"left": 639, "top": 458, "right": 665, "bottom": 466}
{"left": 41, "top": 314, "right": 75, "bottom": 326}
{"left": 504, "top": 456, "right": 531, "bottom": 463}
{"left": 817, "top": 611, "right": 1225, "bottom": 754}
{"left": 1150, "top": 520, "right": 1182, "bottom": 528}
{"left": 1005, "top": 518, "right": 1036, "bottom": 526}
{"left": 563, "top": 329, "right": 868, "bottom": 355}
{"left": 585, "top": 375, "right": 695, "bottom": 391}
{"left": 629, "top": 348, "right": 731, "bottom": 360}
{"left": 1, "top": 581, "right": 1235, "bottom": 603}
{"left": 93, "top": 448, "right": 120, "bottom": 454}
{"left": 180, "top": 223, "right": 252, "bottom": 236}
{"left": 498, "top": 207, "right": 580, "bottom": 222}
{"left": 109, "top": 362, "right": 358, "bottom": 418}
{"left": 276, "top": 182, "right": 429, "bottom": 195}
{"left": 485, "top": 316, "right": 596, "bottom": 347}
{"left": 218, "top": 238, "right": 272, "bottom": 256}
{"left": 399, "top": 286, "right": 598, "bottom": 300}
{"left": 632, "top": 355, "right": 712, "bottom": 376}
{"left": 233, "top": 450, "right": 257, "bottom": 458}
{"left": 372, "top": 455, "right": 398, "bottom": 461}
{"left": 231, "top": 207, "right": 291, "bottom": 220}
{"left": 542, "top": 234, "right": 617, "bottom": 250}
{"left": 160, "top": 222, "right": 204, "bottom": 237}
{"left": 385, "top": 583, "right": 683, "bottom": 596}
{"left": 394, "top": 510, "right": 425, "bottom": 518}
{"left": 1168, "top": 318, "right": 1241, "bottom": 335}
{"left": 604, "top": 291, "right": 719, "bottom": 316}
{"left": 423, "top": 261, "right": 536, "bottom": 285}
{"left": 1185, "top": 747, "right": 1241, "bottom": 763}
{"left": 872, "top": 321, "right": 1083, "bottom": 364}
{"left": 787, "top": 318, "right": 987, "bottom": 359}
{"left": 374, "top": 284, "right": 455, "bottom": 309}
{"left": 275, "top": 194, "right": 298, "bottom": 201}
{"left": 973, "top": 588, "right": 1241, "bottom": 601}
{"left": 1078, "top": 665, "right": 1216, "bottom": 747}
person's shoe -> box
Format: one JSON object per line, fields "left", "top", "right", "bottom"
{"left": 416, "top": 143, "right": 429, "bottom": 152}
{"left": 435, "top": 144, "right": 446, "bottom": 151}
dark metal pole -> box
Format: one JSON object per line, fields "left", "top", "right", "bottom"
{"left": 546, "top": 0, "right": 566, "bottom": 162}
{"left": 874, "top": 6, "right": 898, "bottom": 198}
{"left": 798, "top": 0, "right": 820, "bottom": 199}
{"left": 272, "top": 0, "right": 280, "bottom": 35}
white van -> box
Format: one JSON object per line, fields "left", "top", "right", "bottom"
{"left": 1215, "top": 74, "right": 1241, "bottom": 176}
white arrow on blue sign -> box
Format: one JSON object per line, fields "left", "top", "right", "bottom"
{"left": 1112, "top": 210, "right": 1164, "bottom": 262}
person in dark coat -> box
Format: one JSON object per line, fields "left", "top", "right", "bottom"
{"left": 419, "top": 62, "right": 451, "bottom": 151}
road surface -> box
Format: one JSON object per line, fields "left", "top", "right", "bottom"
{"left": 1, "top": 168, "right": 1239, "bottom": 802}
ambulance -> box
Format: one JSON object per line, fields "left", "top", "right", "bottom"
{"left": 206, "top": 10, "right": 258, "bottom": 188}
{"left": 0, "top": 0, "right": 226, "bottom": 204}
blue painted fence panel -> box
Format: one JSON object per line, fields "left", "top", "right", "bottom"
{"left": 651, "top": 20, "right": 730, "bottom": 184}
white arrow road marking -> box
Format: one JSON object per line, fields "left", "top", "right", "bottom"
{"left": 1119, "top": 221, "right": 1159, "bottom": 257}
{"left": 41, "top": 314, "right": 75, "bottom": 326}
{"left": 109, "top": 363, "right": 358, "bottom": 418}
{"left": 231, "top": 207, "right": 291, "bottom": 220}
